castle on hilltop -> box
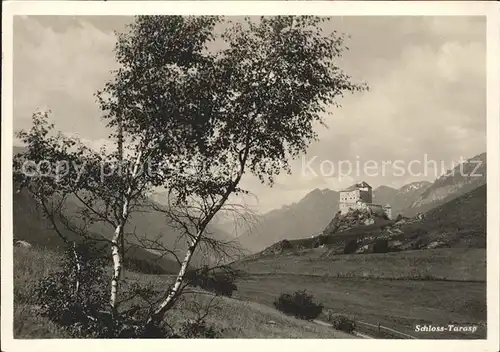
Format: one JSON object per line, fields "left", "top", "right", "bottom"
{"left": 339, "top": 181, "right": 392, "bottom": 219}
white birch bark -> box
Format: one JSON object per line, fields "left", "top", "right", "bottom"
{"left": 147, "top": 236, "right": 199, "bottom": 325}
{"left": 147, "top": 187, "right": 238, "bottom": 325}
{"left": 146, "top": 144, "right": 251, "bottom": 326}
{"left": 72, "top": 241, "right": 81, "bottom": 294}
{"left": 109, "top": 149, "right": 143, "bottom": 313}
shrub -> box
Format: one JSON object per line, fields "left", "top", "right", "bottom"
{"left": 186, "top": 266, "right": 238, "bottom": 297}
{"left": 312, "top": 239, "right": 321, "bottom": 248}
{"left": 273, "top": 290, "right": 323, "bottom": 320}
{"left": 409, "top": 227, "right": 428, "bottom": 238}
{"left": 343, "top": 239, "right": 358, "bottom": 254}
{"left": 372, "top": 239, "right": 389, "bottom": 253}
{"left": 180, "top": 319, "right": 221, "bottom": 338}
{"left": 33, "top": 243, "right": 113, "bottom": 337}
{"left": 326, "top": 310, "right": 356, "bottom": 333}
{"left": 125, "top": 257, "right": 166, "bottom": 275}
{"left": 33, "top": 242, "right": 169, "bottom": 338}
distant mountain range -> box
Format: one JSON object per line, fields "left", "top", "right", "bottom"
{"left": 372, "top": 181, "right": 432, "bottom": 215}
{"left": 235, "top": 152, "right": 486, "bottom": 253}
{"left": 12, "top": 145, "right": 487, "bottom": 258}
{"left": 235, "top": 188, "right": 340, "bottom": 253}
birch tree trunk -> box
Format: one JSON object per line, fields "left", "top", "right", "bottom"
{"left": 72, "top": 242, "right": 81, "bottom": 295}
{"left": 110, "top": 224, "right": 124, "bottom": 315}
{"left": 109, "top": 149, "right": 143, "bottom": 314}
{"left": 146, "top": 148, "right": 249, "bottom": 327}
{"left": 147, "top": 187, "right": 241, "bottom": 325}
{"left": 146, "top": 236, "right": 199, "bottom": 326}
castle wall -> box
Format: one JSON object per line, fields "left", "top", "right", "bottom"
{"left": 339, "top": 190, "right": 359, "bottom": 205}
{"left": 367, "top": 204, "right": 385, "bottom": 217}
{"left": 338, "top": 182, "right": 390, "bottom": 218}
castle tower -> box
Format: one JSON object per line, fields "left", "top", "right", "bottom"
{"left": 339, "top": 181, "right": 372, "bottom": 214}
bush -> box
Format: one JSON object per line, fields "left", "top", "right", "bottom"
{"left": 33, "top": 243, "right": 113, "bottom": 337}
{"left": 33, "top": 242, "right": 169, "bottom": 338}
{"left": 372, "top": 239, "right": 389, "bottom": 253}
{"left": 343, "top": 239, "right": 358, "bottom": 254}
{"left": 281, "top": 239, "right": 293, "bottom": 249}
{"left": 312, "top": 235, "right": 328, "bottom": 248}
{"left": 186, "top": 266, "right": 238, "bottom": 297}
{"left": 326, "top": 311, "right": 356, "bottom": 333}
{"left": 125, "top": 257, "right": 166, "bottom": 275}
{"left": 273, "top": 290, "right": 323, "bottom": 320}
{"left": 180, "top": 319, "right": 221, "bottom": 338}
{"left": 411, "top": 238, "right": 425, "bottom": 250}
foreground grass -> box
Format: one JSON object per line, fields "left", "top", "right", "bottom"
{"left": 13, "top": 246, "right": 350, "bottom": 338}
{"left": 168, "top": 293, "right": 353, "bottom": 338}
{"left": 14, "top": 304, "right": 71, "bottom": 338}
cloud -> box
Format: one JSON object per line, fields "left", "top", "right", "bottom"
{"left": 12, "top": 16, "right": 486, "bottom": 213}
{"left": 13, "top": 16, "right": 118, "bottom": 141}
{"left": 236, "top": 16, "right": 486, "bottom": 211}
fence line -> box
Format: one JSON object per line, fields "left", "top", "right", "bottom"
{"left": 231, "top": 295, "right": 418, "bottom": 339}
{"left": 355, "top": 320, "right": 418, "bottom": 339}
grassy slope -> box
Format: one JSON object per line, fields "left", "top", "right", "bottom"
{"left": 13, "top": 246, "right": 352, "bottom": 339}
{"left": 400, "top": 184, "right": 486, "bottom": 248}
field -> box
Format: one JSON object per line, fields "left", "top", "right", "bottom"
{"left": 235, "top": 247, "right": 486, "bottom": 281}
{"left": 12, "top": 239, "right": 487, "bottom": 339}
{"left": 232, "top": 247, "right": 487, "bottom": 339}
{"left": 13, "top": 246, "right": 352, "bottom": 339}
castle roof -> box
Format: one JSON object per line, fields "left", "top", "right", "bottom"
{"left": 341, "top": 181, "right": 372, "bottom": 192}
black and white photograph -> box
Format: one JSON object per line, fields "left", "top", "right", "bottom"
{"left": 1, "top": 1, "right": 499, "bottom": 349}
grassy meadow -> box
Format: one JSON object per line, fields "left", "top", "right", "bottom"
{"left": 12, "top": 246, "right": 352, "bottom": 339}
{"left": 232, "top": 247, "right": 487, "bottom": 339}
{"left": 12, "top": 243, "right": 487, "bottom": 339}
{"left": 235, "top": 247, "right": 486, "bottom": 281}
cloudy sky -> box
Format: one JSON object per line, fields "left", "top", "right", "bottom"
{"left": 13, "top": 15, "right": 486, "bottom": 213}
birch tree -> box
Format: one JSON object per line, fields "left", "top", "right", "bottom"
{"left": 99, "top": 15, "right": 366, "bottom": 328}
{"left": 15, "top": 15, "right": 366, "bottom": 334}
{"left": 13, "top": 111, "right": 153, "bottom": 316}
{"left": 14, "top": 16, "right": 223, "bottom": 319}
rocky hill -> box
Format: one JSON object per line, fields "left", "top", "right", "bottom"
{"left": 248, "top": 181, "right": 486, "bottom": 260}
{"left": 323, "top": 208, "right": 391, "bottom": 235}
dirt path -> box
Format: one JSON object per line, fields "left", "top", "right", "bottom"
{"left": 313, "top": 319, "right": 373, "bottom": 339}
